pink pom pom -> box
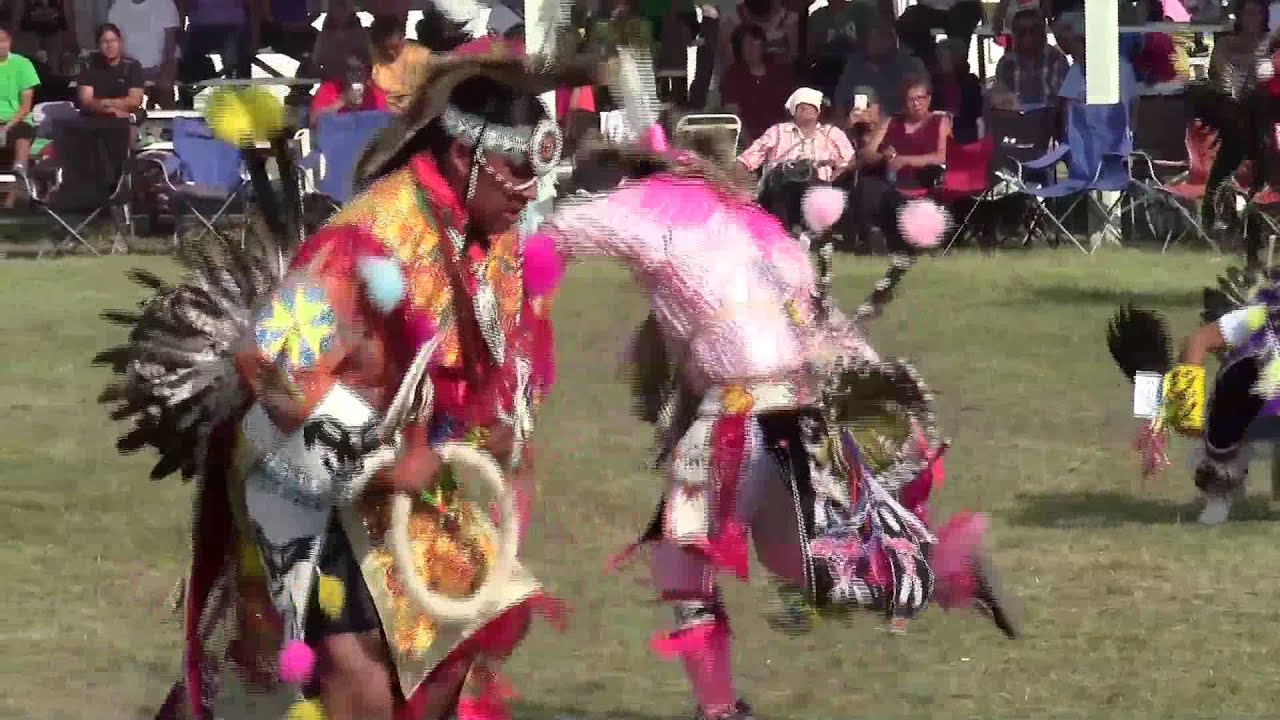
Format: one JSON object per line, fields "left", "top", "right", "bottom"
{"left": 801, "top": 186, "right": 847, "bottom": 234}
{"left": 897, "top": 199, "right": 949, "bottom": 248}
{"left": 931, "top": 512, "right": 989, "bottom": 610}
{"left": 278, "top": 640, "right": 316, "bottom": 684}
{"left": 521, "top": 233, "right": 566, "bottom": 298}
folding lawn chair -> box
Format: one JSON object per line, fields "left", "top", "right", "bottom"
{"left": 674, "top": 113, "right": 742, "bottom": 158}
{"left": 984, "top": 106, "right": 1059, "bottom": 247}
{"left": 135, "top": 116, "right": 251, "bottom": 249}
{"left": 937, "top": 136, "right": 999, "bottom": 252}
{"left": 305, "top": 110, "right": 395, "bottom": 210}
{"left": 1127, "top": 93, "right": 1219, "bottom": 253}
{"left": 26, "top": 115, "right": 134, "bottom": 255}
{"left": 1011, "top": 100, "right": 1134, "bottom": 254}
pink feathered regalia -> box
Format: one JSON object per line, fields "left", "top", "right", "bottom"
{"left": 525, "top": 45, "right": 1021, "bottom": 720}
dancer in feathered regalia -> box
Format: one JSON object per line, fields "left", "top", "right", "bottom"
{"left": 95, "top": 40, "right": 588, "bottom": 720}
{"left": 1110, "top": 257, "right": 1280, "bottom": 525}
{"left": 530, "top": 44, "right": 1020, "bottom": 720}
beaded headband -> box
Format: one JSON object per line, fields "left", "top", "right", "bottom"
{"left": 439, "top": 103, "right": 564, "bottom": 178}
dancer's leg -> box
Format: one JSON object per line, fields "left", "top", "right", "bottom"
{"left": 316, "top": 631, "right": 397, "bottom": 720}
{"left": 1197, "top": 357, "right": 1264, "bottom": 524}
{"left": 649, "top": 544, "right": 742, "bottom": 718}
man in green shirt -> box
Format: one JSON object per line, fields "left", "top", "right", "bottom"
{"left": 0, "top": 24, "right": 39, "bottom": 207}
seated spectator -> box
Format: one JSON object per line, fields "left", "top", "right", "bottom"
{"left": 177, "top": 0, "right": 253, "bottom": 109}
{"left": 834, "top": 18, "right": 927, "bottom": 120}
{"left": 77, "top": 23, "right": 144, "bottom": 120}
{"left": 369, "top": 14, "right": 431, "bottom": 115}
{"left": 896, "top": 0, "right": 983, "bottom": 71}
{"left": 107, "top": 0, "right": 178, "bottom": 109}
{"left": 312, "top": 0, "right": 371, "bottom": 82}
{"left": 737, "top": 87, "right": 854, "bottom": 230}
{"left": 987, "top": 7, "right": 1069, "bottom": 111}
{"left": 1053, "top": 11, "right": 1139, "bottom": 109}
{"left": 860, "top": 75, "right": 950, "bottom": 187}
{"left": 0, "top": 24, "right": 39, "bottom": 206}
{"left": 309, "top": 64, "right": 387, "bottom": 126}
{"left": 721, "top": 23, "right": 795, "bottom": 144}
{"left": 15, "top": 0, "right": 75, "bottom": 71}
{"left": 721, "top": 0, "right": 799, "bottom": 68}
{"left": 736, "top": 87, "right": 854, "bottom": 181}
{"left": 931, "top": 37, "right": 982, "bottom": 143}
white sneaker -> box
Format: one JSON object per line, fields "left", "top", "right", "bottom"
{"left": 1199, "top": 494, "right": 1232, "bottom": 525}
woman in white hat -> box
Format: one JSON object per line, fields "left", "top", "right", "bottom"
{"left": 736, "top": 87, "right": 855, "bottom": 231}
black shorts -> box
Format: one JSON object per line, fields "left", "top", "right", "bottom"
{"left": 305, "top": 515, "right": 382, "bottom": 639}
{"left": 2, "top": 122, "right": 36, "bottom": 144}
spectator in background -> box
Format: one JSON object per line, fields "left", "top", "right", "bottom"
{"left": 808, "top": 0, "right": 894, "bottom": 54}
{"left": 896, "top": 0, "right": 983, "bottom": 71}
{"left": 931, "top": 37, "right": 982, "bottom": 142}
{"left": 15, "top": 0, "right": 75, "bottom": 71}
{"left": 77, "top": 22, "right": 143, "bottom": 119}
{"left": 177, "top": 0, "right": 253, "bottom": 109}
{"left": 312, "top": 0, "right": 371, "bottom": 82}
{"left": 107, "top": 0, "right": 178, "bottom": 109}
{"left": 721, "top": 23, "right": 795, "bottom": 143}
{"left": 860, "top": 75, "right": 950, "bottom": 188}
{"left": 721, "top": 0, "right": 798, "bottom": 67}
{"left": 369, "top": 13, "right": 431, "bottom": 114}
{"left": 363, "top": 0, "right": 409, "bottom": 27}
{"left": 835, "top": 18, "right": 926, "bottom": 120}
{"left": 415, "top": 3, "right": 468, "bottom": 53}
{"left": 737, "top": 87, "right": 855, "bottom": 231}
{"left": 737, "top": 87, "right": 854, "bottom": 182}
{"left": 258, "top": 0, "right": 319, "bottom": 104}
{"left": 1053, "top": 10, "right": 1139, "bottom": 109}
{"left": 987, "top": 7, "right": 1069, "bottom": 111}
{"left": 309, "top": 62, "right": 386, "bottom": 127}
{"left": 805, "top": 0, "right": 892, "bottom": 97}
{"left": 0, "top": 24, "right": 39, "bottom": 206}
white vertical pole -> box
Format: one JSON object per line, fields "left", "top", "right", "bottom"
{"left": 1085, "top": 0, "right": 1121, "bottom": 250}
{"left": 524, "top": 0, "right": 559, "bottom": 234}
{"left": 1084, "top": 0, "right": 1120, "bottom": 105}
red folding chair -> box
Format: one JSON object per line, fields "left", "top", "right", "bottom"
{"left": 937, "top": 136, "right": 996, "bottom": 252}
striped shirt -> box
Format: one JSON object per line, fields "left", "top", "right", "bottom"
{"left": 737, "top": 122, "right": 855, "bottom": 182}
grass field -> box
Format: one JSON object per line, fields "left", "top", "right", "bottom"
{"left": 3, "top": 250, "right": 1278, "bottom": 720}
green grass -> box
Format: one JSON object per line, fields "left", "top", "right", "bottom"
{"left": 2, "top": 250, "right": 1276, "bottom": 720}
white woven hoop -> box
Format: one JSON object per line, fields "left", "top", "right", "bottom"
{"left": 387, "top": 442, "right": 519, "bottom": 625}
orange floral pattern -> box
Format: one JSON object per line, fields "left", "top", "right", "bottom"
{"left": 353, "top": 492, "right": 499, "bottom": 665}
{"left": 326, "top": 168, "right": 524, "bottom": 367}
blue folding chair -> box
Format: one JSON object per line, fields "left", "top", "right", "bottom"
{"left": 1013, "top": 100, "right": 1134, "bottom": 253}
{"left": 137, "top": 117, "right": 250, "bottom": 247}
{"left": 306, "top": 110, "right": 394, "bottom": 209}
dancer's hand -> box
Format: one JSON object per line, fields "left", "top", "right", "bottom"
{"left": 386, "top": 436, "right": 442, "bottom": 495}
{"left": 482, "top": 423, "right": 515, "bottom": 467}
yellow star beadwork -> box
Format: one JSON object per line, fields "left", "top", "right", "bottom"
{"left": 254, "top": 285, "right": 337, "bottom": 371}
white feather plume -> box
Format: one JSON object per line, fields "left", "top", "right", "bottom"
{"left": 608, "top": 45, "right": 661, "bottom": 139}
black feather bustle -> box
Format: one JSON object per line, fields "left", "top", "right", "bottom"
{"left": 1203, "top": 288, "right": 1235, "bottom": 324}
{"left": 1106, "top": 304, "right": 1173, "bottom": 382}
{"left": 127, "top": 268, "right": 169, "bottom": 291}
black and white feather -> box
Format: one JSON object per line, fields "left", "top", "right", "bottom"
{"left": 1106, "top": 304, "right": 1173, "bottom": 383}
{"left": 95, "top": 234, "right": 287, "bottom": 481}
